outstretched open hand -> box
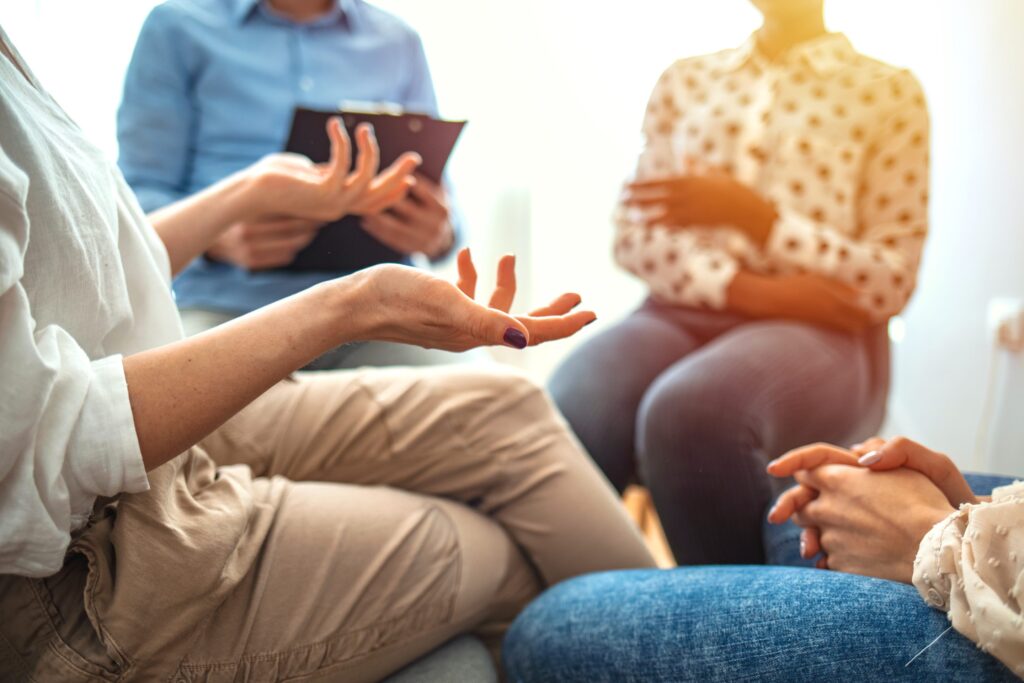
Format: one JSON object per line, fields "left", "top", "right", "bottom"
{"left": 353, "top": 248, "right": 597, "bottom": 352}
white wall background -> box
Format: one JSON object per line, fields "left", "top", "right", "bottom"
{"left": 1, "top": 0, "right": 1021, "bottom": 471}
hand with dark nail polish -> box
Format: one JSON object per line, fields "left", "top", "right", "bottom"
{"left": 351, "top": 247, "right": 596, "bottom": 352}
{"left": 504, "top": 328, "right": 528, "bottom": 349}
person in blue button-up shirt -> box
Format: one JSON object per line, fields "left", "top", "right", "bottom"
{"left": 118, "top": 0, "right": 464, "bottom": 368}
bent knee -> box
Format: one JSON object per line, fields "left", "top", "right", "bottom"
{"left": 637, "top": 374, "right": 759, "bottom": 469}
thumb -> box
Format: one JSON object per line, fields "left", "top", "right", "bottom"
{"left": 858, "top": 437, "right": 976, "bottom": 506}
{"left": 471, "top": 305, "right": 530, "bottom": 349}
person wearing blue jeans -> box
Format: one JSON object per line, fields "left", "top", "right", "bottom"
{"left": 550, "top": 0, "right": 931, "bottom": 564}
{"left": 503, "top": 437, "right": 1023, "bottom": 681}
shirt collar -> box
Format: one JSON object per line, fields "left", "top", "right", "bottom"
{"left": 722, "top": 31, "right": 856, "bottom": 76}
{"left": 233, "top": 0, "right": 355, "bottom": 27}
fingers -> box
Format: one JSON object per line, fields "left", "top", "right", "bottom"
{"left": 766, "top": 443, "right": 859, "bottom": 478}
{"left": 361, "top": 152, "right": 421, "bottom": 213}
{"left": 622, "top": 190, "right": 673, "bottom": 208}
{"left": 456, "top": 247, "right": 477, "bottom": 298}
{"left": 408, "top": 174, "right": 446, "bottom": 206}
{"left": 347, "top": 123, "right": 381, "bottom": 192}
{"left": 850, "top": 437, "right": 886, "bottom": 457}
{"left": 800, "top": 527, "right": 822, "bottom": 559}
{"left": 240, "top": 231, "right": 317, "bottom": 269}
{"left": 361, "top": 211, "right": 429, "bottom": 254}
{"left": 487, "top": 255, "right": 516, "bottom": 312}
{"left": 359, "top": 178, "right": 416, "bottom": 216}
{"left": 517, "top": 310, "right": 596, "bottom": 345}
{"left": 238, "top": 218, "right": 321, "bottom": 239}
{"left": 858, "top": 436, "right": 976, "bottom": 506}
{"left": 324, "top": 117, "right": 352, "bottom": 188}
{"left": 528, "top": 292, "right": 582, "bottom": 317}
{"left": 766, "top": 484, "right": 817, "bottom": 525}
{"left": 626, "top": 177, "right": 680, "bottom": 191}
{"left": 470, "top": 305, "right": 530, "bottom": 349}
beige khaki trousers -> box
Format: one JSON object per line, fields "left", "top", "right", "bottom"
{"left": 0, "top": 365, "right": 654, "bottom": 682}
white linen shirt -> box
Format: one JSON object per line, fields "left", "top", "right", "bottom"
{"left": 615, "top": 33, "right": 929, "bottom": 321}
{"left": 0, "top": 31, "right": 184, "bottom": 577}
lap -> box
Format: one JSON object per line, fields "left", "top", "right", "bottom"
{"left": 204, "top": 364, "right": 542, "bottom": 489}
{"left": 550, "top": 303, "right": 702, "bottom": 407}
{"left": 641, "top": 318, "right": 879, "bottom": 450}
{"left": 504, "top": 566, "right": 1017, "bottom": 682}
{"left": 184, "top": 479, "right": 538, "bottom": 683}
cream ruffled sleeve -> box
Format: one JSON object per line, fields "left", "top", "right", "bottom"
{"left": 913, "top": 481, "right": 1024, "bottom": 677}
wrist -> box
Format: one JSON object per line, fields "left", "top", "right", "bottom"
{"left": 726, "top": 270, "right": 778, "bottom": 317}
{"left": 225, "top": 166, "right": 273, "bottom": 224}
{"left": 315, "top": 270, "right": 377, "bottom": 345}
{"left": 744, "top": 197, "right": 779, "bottom": 247}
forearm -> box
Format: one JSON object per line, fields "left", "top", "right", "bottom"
{"left": 148, "top": 170, "right": 260, "bottom": 276}
{"left": 725, "top": 270, "right": 775, "bottom": 317}
{"left": 124, "top": 276, "right": 367, "bottom": 470}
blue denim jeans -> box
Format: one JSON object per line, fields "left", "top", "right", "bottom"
{"left": 549, "top": 299, "right": 890, "bottom": 565}
{"left": 503, "top": 474, "right": 1018, "bottom": 682}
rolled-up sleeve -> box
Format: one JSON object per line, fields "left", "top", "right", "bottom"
{"left": 0, "top": 156, "right": 149, "bottom": 578}
{"left": 913, "top": 481, "right": 1024, "bottom": 677}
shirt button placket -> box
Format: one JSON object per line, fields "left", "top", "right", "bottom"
{"left": 295, "top": 26, "right": 314, "bottom": 95}
{"left": 735, "top": 68, "right": 776, "bottom": 185}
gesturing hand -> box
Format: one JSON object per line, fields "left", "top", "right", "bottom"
{"left": 624, "top": 173, "right": 778, "bottom": 245}
{"left": 246, "top": 118, "right": 421, "bottom": 224}
{"left": 351, "top": 248, "right": 597, "bottom": 351}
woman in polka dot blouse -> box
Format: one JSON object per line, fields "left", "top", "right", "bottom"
{"left": 550, "top": 0, "right": 929, "bottom": 565}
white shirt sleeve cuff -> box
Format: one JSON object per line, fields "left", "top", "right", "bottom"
{"left": 67, "top": 354, "right": 150, "bottom": 498}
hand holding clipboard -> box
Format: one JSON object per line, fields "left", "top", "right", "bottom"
{"left": 281, "top": 107, "right": 466, "bottom": 272}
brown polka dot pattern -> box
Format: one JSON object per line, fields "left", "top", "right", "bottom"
{"left": 618, "top": 33, "right": 930, "bottom": 319}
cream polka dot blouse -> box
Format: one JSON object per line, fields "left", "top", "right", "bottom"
{"left": 913, "top": 480, "right": 1024, "bottom": 676}
{"left": 614, "top": 33, "right": 929, "bottom": 322}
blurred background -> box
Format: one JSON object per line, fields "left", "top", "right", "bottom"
{"left": 2, "top": 0, "right": 1022, "bottom": 473}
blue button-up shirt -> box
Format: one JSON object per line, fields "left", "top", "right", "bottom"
{"left": 118, "top": 0, "right": 457, "bottom": 314}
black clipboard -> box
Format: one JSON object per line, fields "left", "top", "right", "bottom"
{"left": 279, "top": 107, "right": 466, "bottom": 272}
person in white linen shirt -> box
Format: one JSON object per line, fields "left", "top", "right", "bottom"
{"left": 0, "top": 28, "right": 655, "bottom": 682}
{"left": 549, "top": 0, "right": 928, "bottom": 566}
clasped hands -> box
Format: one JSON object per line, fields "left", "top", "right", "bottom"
{"left": 624, "top": 170, "right": 872, "bottom": 332}
{"left": 765, "top": 437, "right": 976, "bottom": 584}
{"left": 209, "top": 118, "right": 453, "bottom": 270}
{"left": 622, "top": 170, "right": 778, "bottom": 246}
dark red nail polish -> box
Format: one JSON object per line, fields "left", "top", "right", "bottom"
{"left": 503, "top": 328, "right": 527, "bottom": 349}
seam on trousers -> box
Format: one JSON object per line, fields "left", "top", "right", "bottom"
{"left": 21, "top": 577, "right": 126, "bottom": 682}
{"left": 173, "top": 599, "right": 458, "bottom": 679}
{"left": 351, "top": 374, "right": 400, "bottom": 463}
{"left": 64, "top": 545, "right": 135, "bottom": 681}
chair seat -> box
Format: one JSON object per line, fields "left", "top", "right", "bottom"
{"left": 382, "top": 635, "right": 496, "bottom": 683}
